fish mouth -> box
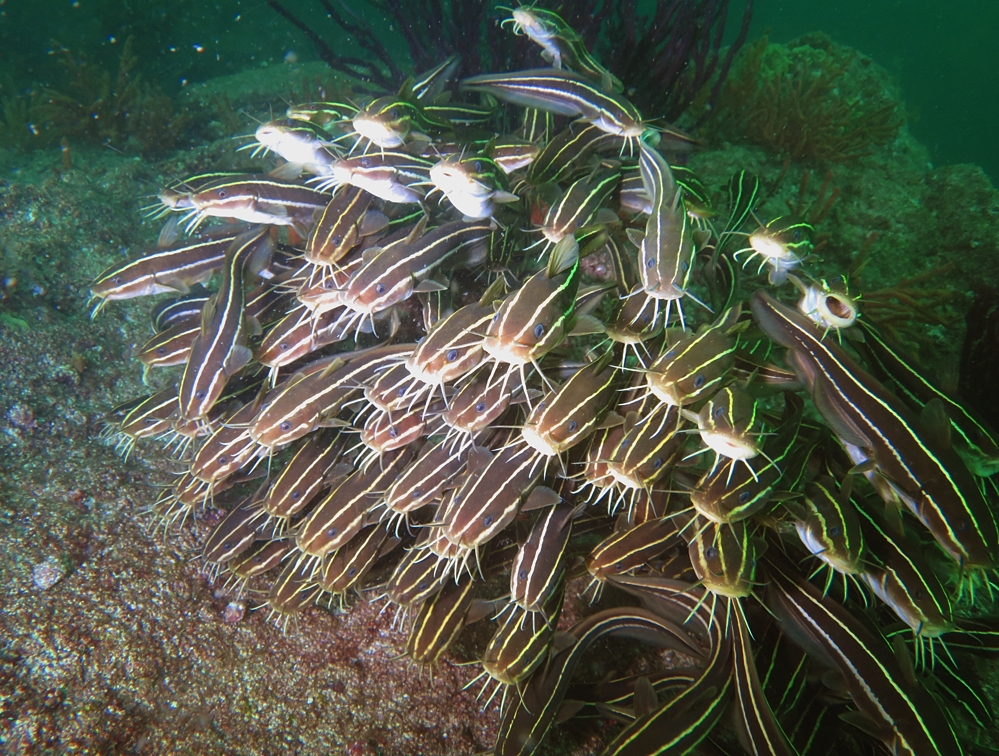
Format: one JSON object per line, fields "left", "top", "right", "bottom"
{"left": 520, "top": 423, "right": 558, "bottom": 458}
{"left": 353, "top": 117, "right": 404, "bottom": 148}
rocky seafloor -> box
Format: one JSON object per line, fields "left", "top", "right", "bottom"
{"left": 2, "top": 35, "right": 999, "bottom": 755}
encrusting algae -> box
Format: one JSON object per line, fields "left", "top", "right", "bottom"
{"left": 3, "top": 1, "right": 999, "bottom": 754}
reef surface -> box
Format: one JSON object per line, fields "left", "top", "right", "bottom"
{"left": 1, "top": 34, "right": 998, "bottom": 755}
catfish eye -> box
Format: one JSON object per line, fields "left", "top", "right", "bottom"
{"left": 646, "top": 256, "right": 655, "bottom": 269}
{"left": 195, "top": 390, "right": 207, "bottom": 400}
{"left": 374, "top": 283, "right": 386, "bottom": 295}
{"left": 475, "top": 401, "right": 486, "bottom": 413}
{"left": 157, "top": 347, "right": 167, "bottom": 355}
{"left": 518, "top": 569, "right": 527, "bottom": 581}
{"left": 652, "top": 457, "right": 662, "bottom": 470}
{"left": 713, "top": 407, "right": 724, "bottom": 418}
{"left": 388, "top": 426, "right": 398, "bottom": 438}
{"left": 218, "top": 456, "right": 229, "bottom": 465}
{"left": 567, "top": 420, "right": 578, "bottom": 433}
{"left": 792, "top": 230, "right": 802, "bottom": 241}
{"left": 473, "top": 160, "right": 482, "bottom": 172}
{"left": 388, "top": 108, "right": 399, "bottom": 119}
{"left": 705, "top": 546, "right": 718, "bottom": 559}
{"left": 446, "top": 349, "right": 458, "bottom": 362}
{"left": 347, "top": 567, "right": 357, "bottom": 578}
{"left": 533, "top": 323, "right": 545, "bottom": 339}
{"left": 360, "top": 157, "right": 371, "bottom": 168}
{"left": 413, "top": 488, "right": 423, "bottom": 497}
{"left": 693, "top": 374, "right": 705, "bottom": 389}
{"left": 738, "top": 491, "right": 751, "bottom": 504}
{"left": 326, "top": 527, "right": 338, "bottom": 538}
{"left": 280, "top": 421, "right": 292, "bottom": 432}
{"left": 664, "top": 349, "right": 676, "bottom": 360}
{"left": 216, "top": 189, "right": 227, "bottom": 198}
{"left": 112, "top": 276, "right": 123, "bottom": 285}
{"left": 641, "top": 314, "right": 650, "bottom": 324}
{"left": 279, "top": 341, "right": 290, "bottom": 351}
{"left": 828, "top": 525, "right": 842, "bottom": 537}
{"left": 331, "top": 235, "right": 342, "bottom": 246}
{"left": 483, "top": 515, "right": 494, "bottom": 528}
{"left": 291, "top": 491, "right": 301, "bottom": 500}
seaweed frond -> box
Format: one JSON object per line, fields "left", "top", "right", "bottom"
{"left": 27, "top": 36, "right": 190, "bottom": 156}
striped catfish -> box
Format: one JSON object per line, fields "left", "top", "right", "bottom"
{"left": 792, "top": 475, "right": 866, "bottom": 584}
{"left": 537, "top": 163, "right": 620, "bottom": 244}
{"left": 461, "top": 69, "right": 644, "bottom": 143}
{"left": 313, "top": 150, "right": 433, "bottom": 204}
{"left": 318, "top": 523, "right": 392, "bottom": 607}
{"left": 751, "top": 289, "right": 999, "bottom": 574}
{"left": 853, "top": 497, "right": 955, "bottom": 645}
{"left": 266, "top": 554, "right": 323, "bottom": 630}
{"left": 441, "top": 442, "right": 546, "bottom": 554}
{"left": 382, "top": 438, "right": 468, "bottom": 531}
{"left": 226, "top": 540, "right": 290, "bottom": 596}
{"left": 182, "top": 175, "right": 329, "bottom": 232}
{"left": 296, "top": 447, "right": 413, "bottom": 566}
{"left": 256, "top": 430, "right": 346, "bottom": 536}
{"left": 730, "top": 606, "right": 799, "bottom": 756}
{"left": 584, "top": 517, "right": 682, "bottom": 602}
{"left": 738, "top": 216, "right": 813, "bottom": 285}
{"left": 252, "top": 118, "right": 337, "bottom": 177}
{"left": 855, "top": 317, "right": 999, "bottom": 478}
{"left": 763, "top": 547, "right": 963, "bottom": 756}
{"left": 520, "top": 349, "right": 618, "bottom": 460}
{"left": 629, "top": 139, "right": 702, "bottom": 328}
{"left": 405, "top": 276, "right": 506, "bottom": 395}
{"left": 177, "top": 228, "right": 272, "bottom": 423}
{"left": 474, "top": 598, "right": 559, "bottom": 712}
{"left": 689, "top": 392, "right": 803, "bottom": 524}
{"left": 526, "top": 121, "right": 624, "bottom": 187}
{"left": 493, "top": 604, "right": 705, "bottom": 756}
{"left": 509, "top": 500, "right": 578, "bottom": 620}
{"left": 429, "top": 154, "right": 519, "bottom": 221}
{"left": 89, "top": 226, "right": 241, "bottom": 315}
{"left": 405, "top": 575, "right": 477, "bottom": 670}
{"left": 305, "top": 185, "right": 380, "bottom": 265}
{"left": 592, "top": 578, "right": 733, "bottom": 756}
{"left": 249, "top": 345, "right": 412, "bottom": 451}
{"left": 342, "top": 219, "right": 493, "bottom": 317}
{"left": 483, "top": 234, "right": 580, "bottom": 375}
{"left": 645, "top": 304, "right": 743, "bottom": 408}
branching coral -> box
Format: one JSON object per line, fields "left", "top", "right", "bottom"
{"left": 589, "top": 0, "right": 754, "bottom": 121}
{"left": 266, "top": 0, "right": 753, "bottom": 120}
{"left": 849, "top": 232, "right": 959, "bottom": 351}
{"left": 714, "top": 33, "right": 903, "bottom": 162}
{"left": 27, "top": 36, "right": 189, "bottom": 157}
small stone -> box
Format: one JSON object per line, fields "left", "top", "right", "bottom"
{"left": 223, "top": 600, "right": 246, "bottom": 624}
{"left": 32, "top": 556, "right": 66, "bottom": 590}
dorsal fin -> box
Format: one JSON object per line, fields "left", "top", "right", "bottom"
{"left": 547, "top": 234, "right": 579, "bottom": 278}
{"left": 477, "top": 275, "right": 507, "bottom": 308}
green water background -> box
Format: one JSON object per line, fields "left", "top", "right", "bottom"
{"left": 1, "top": 0, "right": 996, "bottom": 182}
